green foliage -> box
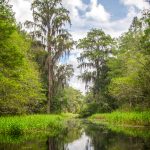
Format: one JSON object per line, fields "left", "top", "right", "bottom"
{"left": 10, "top": 124, "right": 24, "bottom": 136}
{"left": 26, "top": 0, "right": 74, "bottom": 113}
{"left": 77, "top": 29, "right": 115, "bottom": 114}
{"left": 0, "top": 115, "right": 64, "bottom": 135}
{"left": 0, "top": 2, "right": 46, "bottom": 115}
{"left": 89, "top": 111, "right": 150, "bottom": 126}
{"left": 108, "top": 13, "right": 150, "bottom": 110}
{"left": 0, "top": 116, "right": 82, "bottom": 144}
{"left": 0, "top": 0, "right": 15, "bottom": 40}
{"left": 80, "top": 102, "right": 102, "bottom": 118}
{"left": 52, "top": 87, "right": 84, "bottom": 113}
{"left": 138, "top": 10, "right": 150, "bottom": 105}
{"left": 0, "top": 31, "right": 46, "bottom": 115}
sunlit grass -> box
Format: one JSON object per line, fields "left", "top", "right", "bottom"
{"left": 89, "top": 111, "right": 150, "bottom": 126}
{"left": 0, "top": 115, "right": 65, "bottom": 136}
{"left": 0, "top": 115, "right": 80, "bottom": 144}
{"left": 60, "top": 113, "right": 79, "bottom": 118}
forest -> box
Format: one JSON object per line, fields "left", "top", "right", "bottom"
{"left": 1, "top": 0, "right": 150, "bottom": 116}
{"left": 0, "top": 0, "right": 150, "bottom": 149}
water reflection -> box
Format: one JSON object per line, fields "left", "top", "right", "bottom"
{"left": 84, "top": 123, "right": 150, "bottom": 150}
{"left": 65, "top": 132, "right": 93, "bottom": 150}
{"left": 0, "top": 120, "right": 150, "bottom": 150}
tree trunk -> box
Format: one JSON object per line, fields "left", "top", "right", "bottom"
{"left": 47, "top": 58, "right": 52, "bottom": 113}
{"left": 47, "top": 28, "right": 53, "bottom": 113}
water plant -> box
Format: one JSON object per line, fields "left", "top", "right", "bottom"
{"left": 89, "top": 111, "right": 150, "bottom": 126}
{"left": 0, "top": 115, "right": 65, "bottom": 136}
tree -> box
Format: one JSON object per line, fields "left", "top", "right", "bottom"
{"left": 0, "top": 1, "right": 46, "bottom": 115}
{"left": 25, "top": 0, "right": 74, "bottom": 113}
{"left": 138, "top": 10, "right": 150, "bottom": 107}
{"left": 77, "top": 29, "right": 114, "bottom": 112}
{"left": 0, "top": 0, "right": 15, "bottom": 40}
{"left": 53, "top": 86, "right": 84, "bottom": 113}
{"left": 62, "top": 87, "right": 84, "bottom": 113}
{"left": 51, "top": 65, "right": 74, "bottom": 112}
{"left": 108, "top": 15, "right": 150, "bottom": 109}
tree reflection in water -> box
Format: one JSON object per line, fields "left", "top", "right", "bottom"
{"left": 46, "top": 121, "right": 150, "bottom": 150}
{"left": 0, "top": 120, "right": 150, "bottom": 150}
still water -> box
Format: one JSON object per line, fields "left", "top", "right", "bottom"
{"left": 0, "top": 120, "right": 150, "bottom": 150}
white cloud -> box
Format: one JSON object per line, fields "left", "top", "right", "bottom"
{"left": 121, "top": 0, "right": 150, "bottom": 10}
{"left": 9, "top": 0, "right": 33, "bottom": 23}
{"left": 101, "top": 6, "right": 137, "bottom": 37}
{"left": 63, "top": 0, "right": 87, "bottom": 29}
{"left": 63, "top": 0, "right": 86, "bottom": 10}
{"left": 85, "top": 0, "right": 110, "bottom": 22}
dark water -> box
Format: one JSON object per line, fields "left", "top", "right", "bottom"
{"left": 0, "top": 120, "right": 150, "bottom": 150}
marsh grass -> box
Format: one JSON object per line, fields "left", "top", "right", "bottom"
{"left": 89, "top": 111, "right": 150, "bottom": 126}
{"left": 0, "top": 115, "right": 64, "bottom": 136}
{"left": 0, "top": 114, "right": 78, "bottom": 144}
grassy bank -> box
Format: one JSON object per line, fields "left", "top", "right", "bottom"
{"left": 89, "top": 111, "right": 150, "bottom": 126}
{"left": 0, "top": 114, "right": 68, "bottom": 136}
{"left": 0, "top": 114, "right": 78, "bottom": 143}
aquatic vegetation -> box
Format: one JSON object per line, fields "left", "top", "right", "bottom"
{"left": 0, "top": 118, "right": 150, "bottom": 150}
{"left": 89, "top": 111, "right": 150, "bottom": 126}
{"left": 0, "top": 115, "right": 65, "bottom": 136}
{"left": 0, "top": 118, "right": 82, "bottom": 144}
{"left": 89, "top": 112, "right": 150, "bottom": 139}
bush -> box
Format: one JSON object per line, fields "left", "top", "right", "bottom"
{"left": 80, "top": 102, "right": 111, "bottom": 118}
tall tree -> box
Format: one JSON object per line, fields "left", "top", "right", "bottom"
{"left": 77, "top": 29, "right": 114, "bottom": 111}
{"left": 25, "top": 0, "right": 74, "bottom": 113}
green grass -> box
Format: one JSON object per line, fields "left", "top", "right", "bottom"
{"left": 0, "top": 114, "right": 65, "bottom": 136}
{"left": 0, "top": 114, "right": 79, "bottom": 143}
{"left": 89, "top": 111, "right": 150, "bottom": 126}
{"left": 60, "top": 113, "right": 79, "bottom": 118}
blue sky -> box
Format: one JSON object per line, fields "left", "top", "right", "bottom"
{"left": 10, "top": 0, "right": 150, "bottom": 93}
{"left": 83, "top": 0, "right": 128, "bottom": 20}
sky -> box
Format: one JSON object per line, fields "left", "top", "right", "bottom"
{"left": 9, "top": 0, "right": 150, "bottom": 94}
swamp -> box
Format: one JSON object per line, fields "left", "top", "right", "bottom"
{"left": 0, "top": 0, "right": 150, "bottom": 149}
{"left": 0, "top": 119, "right": 150, "bottom": 150}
